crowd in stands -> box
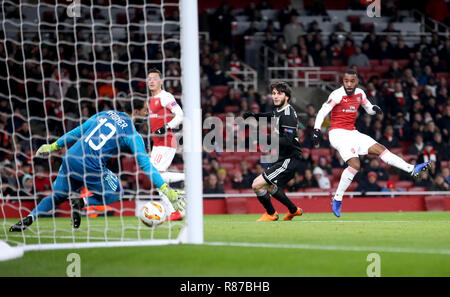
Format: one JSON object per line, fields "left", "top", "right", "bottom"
{"left": 0, "top": 0, "right": 449, "bottom": 199}
{"left": 199, "top": 0, "right": 450, "bottom": 194}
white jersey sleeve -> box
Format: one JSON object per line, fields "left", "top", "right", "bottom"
{"left": 159, "top": 90, "right": 184, "bottom": 129}
{"left": 313, "top": 88, "right": 343, "bottom": 130}
{"left": 357, "top": 88, "right": 376, "bottom": 115}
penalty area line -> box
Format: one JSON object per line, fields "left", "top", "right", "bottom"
{"left": 204, "top": 241, "right": 450, "bottom": 255}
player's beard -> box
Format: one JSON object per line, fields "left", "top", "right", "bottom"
{"left": 344, "top": 87, "right": 355, "bottom": 95}
{"left": 273, "top": 98, "right": 287, "bottom": 108}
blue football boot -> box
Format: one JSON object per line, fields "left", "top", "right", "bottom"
{"left": 411, "top": 161, "right": 431, "bottom": 179}
{"left": 331, "top": 198, "right": 342, "bottom": 218}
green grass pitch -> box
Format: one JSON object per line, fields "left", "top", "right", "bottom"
{"left": 1, "top": 211, "right": 450, "bottom": 276}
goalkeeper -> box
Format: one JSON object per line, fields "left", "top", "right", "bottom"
{"left": 10, "top": 97, "right": 184, "bottom": 232}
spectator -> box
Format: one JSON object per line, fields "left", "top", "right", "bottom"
{"left": 355, "top": 171, "right": 382, "bottom": 195}
{"left": 431, "top": 174, "right": 449, "bottom": 191}
{"left": 418, "top": 65, "right": 434, "bottom": 86}
{"left": 365, "top": 158, "right": 389, "bottom": 181}
{"left": 394, "top": 39, "right": 410, "bottom": 60}
{"left": 1, "top": 176, "right": 17, "bottom": 198}
{"left": 217, "top": 168, "right": 231, "bottom": 191}
{"left": 376, "top": 40, "right": 394, "bottom": 59}
{"left": 299, "top": 47, "right": 315, "bottom": 67}
{"left": 20, "top": 174, "right": 33, "bottom": 197}
{"left": 383, "top": 21, "right": 399, "bottom": 33}
{"left": 203, "top": 173, "right": 225, "bottom": 194}
{"left": 242, "top": 86, "right": 261, "bottom": 107}
{"left": 417, "top": 142, "right": 437, "bottom": 164}
{"left": 385, "top": 61, "right": 403, "bottom": 80}
{"left": 286, "top": 172, "right": 303, "bottom": 192}
{"left": 423, "top": 121, "right": 440, "bottom": 144}
{"left": 298, "top": 168, "right": 319, "bottom": 188}
{"left": 379, "top": 125, "right": 400, "bottom": 148}
{"left": 413, "top": 171, "right": 432, "bottom": 188}
{"left": 408, "top": 134, "right": 425, "bottom": 155}
{"left": 442, "top": 167, "right": 450, "bottom": 185}
{"left": 283, "top": 15, "right": 304, "bottom": 48}
{"left": 393, "top": 112, "right": 411, "bottom": 141}
{"left": 347, "top": 46, "right": 370, "bottom": 67}
{"left": 232, "top": 170, "right": 250, "bottom": 189}
{"left": 381, "top": 181, "right": 404, "bottom": 197}
{"left": 429, "top": 55, "right": 448, "bottom": 73}
{"left": 437, "top": 104, "right": 450, "bottom": 141}
{"left": 312, "top": 166, "right": 331, "bottom": 189}
{"left": 239, "top": 160, "right": 256, "bottom": 186}
{"left": 341, "top": 38, "right": 355, "bottom": 62}
{"left": 209, "top": 63, "right": 230, "bottom": 86}
{"left": 317, "top": 156, "right": 332, "bottom": 175}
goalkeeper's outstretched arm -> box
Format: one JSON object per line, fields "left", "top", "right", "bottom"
{"left": 36, "top": 114, "right": 99, "bottom": 156}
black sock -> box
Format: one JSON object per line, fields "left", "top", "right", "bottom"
{"left": 271, "top": 187, "right": 297, "bottom": 214}
{"left": 256, "top": 190, "right": 276, "bottom": 215}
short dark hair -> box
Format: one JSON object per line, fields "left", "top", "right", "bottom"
{"left": 344, "top": 69, "right": 358, "bottom": 77}
{"left": 270, "top": 81, "right": 292, "bottom": 101}
{"left": 148, "top": 68, "right": 162, "bottom": 77}
{"left": 116, "top": 95, "right": 146, "bottom": 114}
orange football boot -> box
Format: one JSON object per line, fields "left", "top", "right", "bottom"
{"left": 256, "top": 212, "right": 279, "bottom": 221}
{"left": 283, "top": 207, "right": 303, "bottom": 221}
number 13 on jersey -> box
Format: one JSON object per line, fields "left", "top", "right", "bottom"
{"left": 84, "top": 118, "right": 117, "bottom": 150}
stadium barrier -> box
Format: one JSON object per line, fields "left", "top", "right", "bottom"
{"left": 1, "top": 191, "right": 449, "bottom": 219}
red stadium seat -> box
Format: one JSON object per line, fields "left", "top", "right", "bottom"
{"left": 397, "top": 59, "right": 410, "bottom": 69}
{"left": 389, "top": 175, "right": 400, "bottom": 182}
{"left": 211, "top": 85, "right": 229, "bottom": 100}
{"left": 396, "top": 181, "right": 414, "bottom": 190}
{"left": 240, "top": 189, "right": 255, "bottom": 194}
{"left": 380, "top": 59, "right": 394, "bottom": 67}
{"left": 408, "top": 187, "right": 428, "bottom": 192}
{"left": 378, "top": 181, "right": 388, "bottom": 188}
{"left": 441, "top": 161, "right": 449, "bottom": 169}
{"left": 225, "top": 189, "right": 240, "bottom": 194}
{"left": 360, "top": 23, "right": 374, "bottom": 33}
{"left": 369, "top": 60, "right": 379, "bottom": 67}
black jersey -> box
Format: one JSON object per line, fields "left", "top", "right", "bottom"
{"left": 259, "top": 104, "right": 301, "bottom": 161}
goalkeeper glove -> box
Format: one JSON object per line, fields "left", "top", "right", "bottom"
{"left": 160, "top": 183, "right": 185, "bottom": 211}
{"left": 36, "top": 142, "right": 60, "bottom": 157}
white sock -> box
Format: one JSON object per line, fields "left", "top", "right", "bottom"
{"left": 160, "top": 172, "right": 185, "bottom": 183}
{"left": 333, "top": 166, "right": 357, "bottom": 201}
{"left": 379, "top": 149, "right": 414, "bottom": 173}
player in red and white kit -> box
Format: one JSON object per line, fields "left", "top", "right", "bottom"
{"left": 313, "top": 70, "right": 431, "bottom": 217}
{"left": 147, "top": 68, "right": 185, "bottom": 221}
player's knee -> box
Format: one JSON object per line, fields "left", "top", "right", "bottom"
{"left": 252, "top": 178, "right": 263, "bottom": 192}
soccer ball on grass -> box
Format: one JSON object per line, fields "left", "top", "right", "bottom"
{"left": 140, "top": 201, "right": 166, "bottom": 227}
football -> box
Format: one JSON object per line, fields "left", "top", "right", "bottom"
{"left": 140, "top": 201, "right": 166, "bottom": 228}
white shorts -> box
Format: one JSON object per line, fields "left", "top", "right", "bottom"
{"left": 150, "top": 146, "right": 177, "bottom": 172}
{"left": 329, "top": 129, "right": 377, "bottom": 162}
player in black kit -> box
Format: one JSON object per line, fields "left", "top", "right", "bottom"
{"left": 243, "top": 82, "right": 303, "bottom": 221}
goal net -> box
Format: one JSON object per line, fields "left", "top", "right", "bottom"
{"left": 0, "top": 0, "right": 202, "bottom": 253}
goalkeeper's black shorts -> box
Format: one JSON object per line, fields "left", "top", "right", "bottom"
{"left": 262, "top": 157, "right": 300, "bottom": 188}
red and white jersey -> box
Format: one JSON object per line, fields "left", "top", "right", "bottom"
{"left": 327, "top": 86, "right": 370, "bottom": 131}
{"left": 149, "top": 90, "right": 178, "bottom": 148}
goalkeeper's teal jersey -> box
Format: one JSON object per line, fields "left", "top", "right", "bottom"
{"left": 55, "top": 110, "right": 164, "bottom": 187}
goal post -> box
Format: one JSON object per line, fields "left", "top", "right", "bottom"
{"left": 0, "top": 0, "right": 203, "bottom": 250}
{"left": 180, "top": 0, "right": 203, "bottom": 245}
